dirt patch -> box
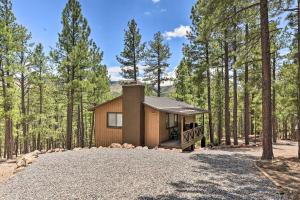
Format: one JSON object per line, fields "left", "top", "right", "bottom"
{"left": 0, "top": 163, "right": 16, "bottom": 183}
{"left": 256, "top": 157, "right": 300, "bottom": 200}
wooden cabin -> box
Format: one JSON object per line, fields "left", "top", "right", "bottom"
{"left": 90, "top": 84, "right": 208, "bottom": 150}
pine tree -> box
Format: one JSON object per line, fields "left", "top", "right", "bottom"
{"left": 17, "top": 25, "right": 31, "bottom": 153}
{"left": 31, "top": 43, "right": 47, "bottom": 150}
{"left": 51, "top": 0, "right": 91, "bottom": 150}
{"left": 117, "top": 19, "right": 145, "bottom": 81}
{"left": 0, "top": 0, "right": 21, "bottom": 158}
{"left": 260, "top": 0, "right": 274, "bottom": 160}
{"left": 144, "top": 32, "right": 171, "bottom": 97}
{"left": 174, "top": 59, "right": 192, "bottom": 102}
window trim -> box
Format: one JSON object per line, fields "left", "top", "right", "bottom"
{"left": 166, "top": 113, "right": 178, "bottom": 129}
{"left": 107, "top": 112, "right": 123, "bottom": 129}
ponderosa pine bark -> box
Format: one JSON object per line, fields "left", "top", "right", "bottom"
{"left": 224, "top": 32, "right": 231, "bottom": 146}
{"left": 233, "top": 38, "right": 238, "bottom": 146}
{"left": 206, "top": 42, "right": 214, "bottom": 145}
{"left": 260, "top": 0, "right": 273, "bottom": 160}
{"left": 244, "top": 24, "right": 250, "bottom": 145}
{"left": 20, "top": 58, "right": 28, "bottom": 153}
{"left": 297, "top": 0, "right": 300, "bottom": 159}
{"left": 89, "top": 111, "right": 95, "bottom": 148}
{"left": 272, "top": 53, "right": 277, "bottom": 144}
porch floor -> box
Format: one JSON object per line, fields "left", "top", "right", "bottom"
{"left": 159, "top": 139, "right": 181, "bottom": 149}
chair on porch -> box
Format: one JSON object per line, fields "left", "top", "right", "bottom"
{"left": 169, "top": 127, "right": 179, "bottom": 140}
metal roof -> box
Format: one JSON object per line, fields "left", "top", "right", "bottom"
{"left": 144, "top": 96, "right": 209, "bottom": 116}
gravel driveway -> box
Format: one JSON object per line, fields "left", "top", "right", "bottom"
{"left": 0, "top": 148, "right": 286, "bottom": 200}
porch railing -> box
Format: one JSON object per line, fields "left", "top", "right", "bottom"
{"left": 181, "top": 126, "right": 204, "bottom": 150}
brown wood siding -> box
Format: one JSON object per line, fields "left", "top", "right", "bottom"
{"left": 159, "top": 112, "right": 169, "bottom": 143}
{"left": 94, "top": 97, "right": 123, "bottom": 147}
{"left": 144, "top": 106, "right": 159, "bottom": 147}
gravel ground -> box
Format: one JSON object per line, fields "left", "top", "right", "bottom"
{"left": 0, "top": 148, "right": 287, "bottom": 200}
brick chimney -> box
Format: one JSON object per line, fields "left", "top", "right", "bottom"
{"left": 122, "top": 84, "right": 145, "bottom": 146}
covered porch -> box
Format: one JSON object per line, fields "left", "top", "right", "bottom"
{"left": 159, "top": 111, "right": 207, "bottom": 150}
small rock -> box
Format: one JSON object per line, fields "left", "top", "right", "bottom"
{"left": 16, "top": 157, "right": 26, "bottom": 168}
{"left": 73, "top": 147, "right": 82, "bottom": 151}
{"left": 41, "top": 150, "right": 47, "bottom": 154}
{"left": 33, "top": 150, "right": 41, "bottom": 155}
{"left": 135, "top": 146, "right": 143, "bottom": 150}
{"left": 47, "top": 149, "right": 54, "bottom": 153}
{"left": 98, "top": 146, "right": 103, "bottom": 149}
{"left": 122, "top": 143, "right": 135, "bottom": 149}
{"left": 55, "top": 148, "right": 60, "bottom": 152}
{"left": 109, "top": 143, "right": 122, "bottom": 148}
{"left": 24, "top": 156, "right": 34, "bottom": 165}
{"left": 90, "top": 147, "right": 97, "bottom": 150}
{"left": 28, "top": 152, "right": 38, "bottom": 158}
{"left": 142, "top": 146, "right": 149, "bottom": 150}
{"left": 14, "top": 166, "right": 25, "bottom": 173}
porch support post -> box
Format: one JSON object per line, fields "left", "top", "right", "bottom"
{"left": 180, "top": 115, "right": 184, "bottom": 150}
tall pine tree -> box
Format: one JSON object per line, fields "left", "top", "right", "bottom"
{"left": 144, "top": 32, "right": 171, "bottom": 97}
{"left": 117, "top": 19, "right": 145, "bottom": 82}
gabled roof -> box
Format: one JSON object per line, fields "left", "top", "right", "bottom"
{"left": 88, "top": 96, "right": 122, "bottom": 111}
{"left": 89, "top": 95, "right": 209, "bottom": 115}
{"left": 144, "top": 96, "right": 209, "bottom": 116}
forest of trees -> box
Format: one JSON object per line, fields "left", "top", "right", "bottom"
{"left": 0, "top": 0, "right": 299, "bottom": 161}
{"left": 174, "top": 0, "right": 300, "bottom": 159}
{"left": 0, "top": 0, "right": 111, "bottom": 159}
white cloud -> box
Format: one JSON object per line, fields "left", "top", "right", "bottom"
{"left": 160, "top": 8, "right": 167, "bottom": 12}
{"left": 108, "top": 65, "right": 148, "bottom": 82}
{"left": 144, "top": 11, "right": 151, "bottom": 15}
{"left": 108, "top": 66, "right": 122, "bottom": 81}
{"left": 152, "top": 0, "right": 160, "bottom": 3}
{"left": 163, "top": 25, "right": 191, "bottom": 40}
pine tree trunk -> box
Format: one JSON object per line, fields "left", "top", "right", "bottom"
{"left": 66, "top": 86, "right": 74, "bottom": 150}
{"left": 232, "top": 7, "right": 238, "bottom": 146}
{"left": 244, "top": 24, "right": 250, "bottom": 145}
{"left": 224, "top": 33, "right": 231, "bottom": 146}
{"left": 80, "top": 91, "right": 84, "bottom": 148}
{"left": 37, "top": 67, "right": 43, "bottom": 150}
{"left": 77, "top": 104, "right": 81, "bottom": 147}
{"left": 206, "top": 42, "right": 214, "bottom": 145}
{"left": 89, "top": 112, "right": 95, "bottom": 148}
{"left": 157, "top": 67, "right": 161, "bottom": 97}
{"left": 272, "top": 53, "right": 277, "bottom": 144}
{"left": 21, "top": 71, "right": 28, "bottom": 153}
{"left": 1, "top": 72, "right": 14, "bottom": 159}
{"left": 233, "top": 69, "right": 238, "bottom": 145}
{"left": 15, "top": 124, "right": 19, "bottom": 157}
{"left": 260, "top": 0, "right": 273, "bottom": 160}
{"left": 217, "top": 66, "right": 223, "bottom": 145}
{"left": 297, "top": 0, "right": 300, "bottom": 159}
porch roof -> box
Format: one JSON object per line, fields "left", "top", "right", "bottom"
{"left": 144, "top": 96, "right": 209, "bottom": 116}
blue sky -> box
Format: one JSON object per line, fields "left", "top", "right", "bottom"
{"left": 12, "top": 0, "right": 196, "bottom": 81}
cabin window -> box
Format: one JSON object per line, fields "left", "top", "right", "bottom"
{"left": 166, "top": 113, "right": 178, "bottom": 128}
{"left": 107, "top": 112, "right": 122, "bottom": 128}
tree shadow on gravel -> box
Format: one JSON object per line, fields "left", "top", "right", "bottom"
{"left": 138, "top": 153, "right": 284, "bottom": 200}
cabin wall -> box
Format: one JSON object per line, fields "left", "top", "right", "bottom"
{"left": 94, "top": 97, "right": 123, "bottom": 147}
{"left": 144, "top": 106, "right": 159, "bottom": 147}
